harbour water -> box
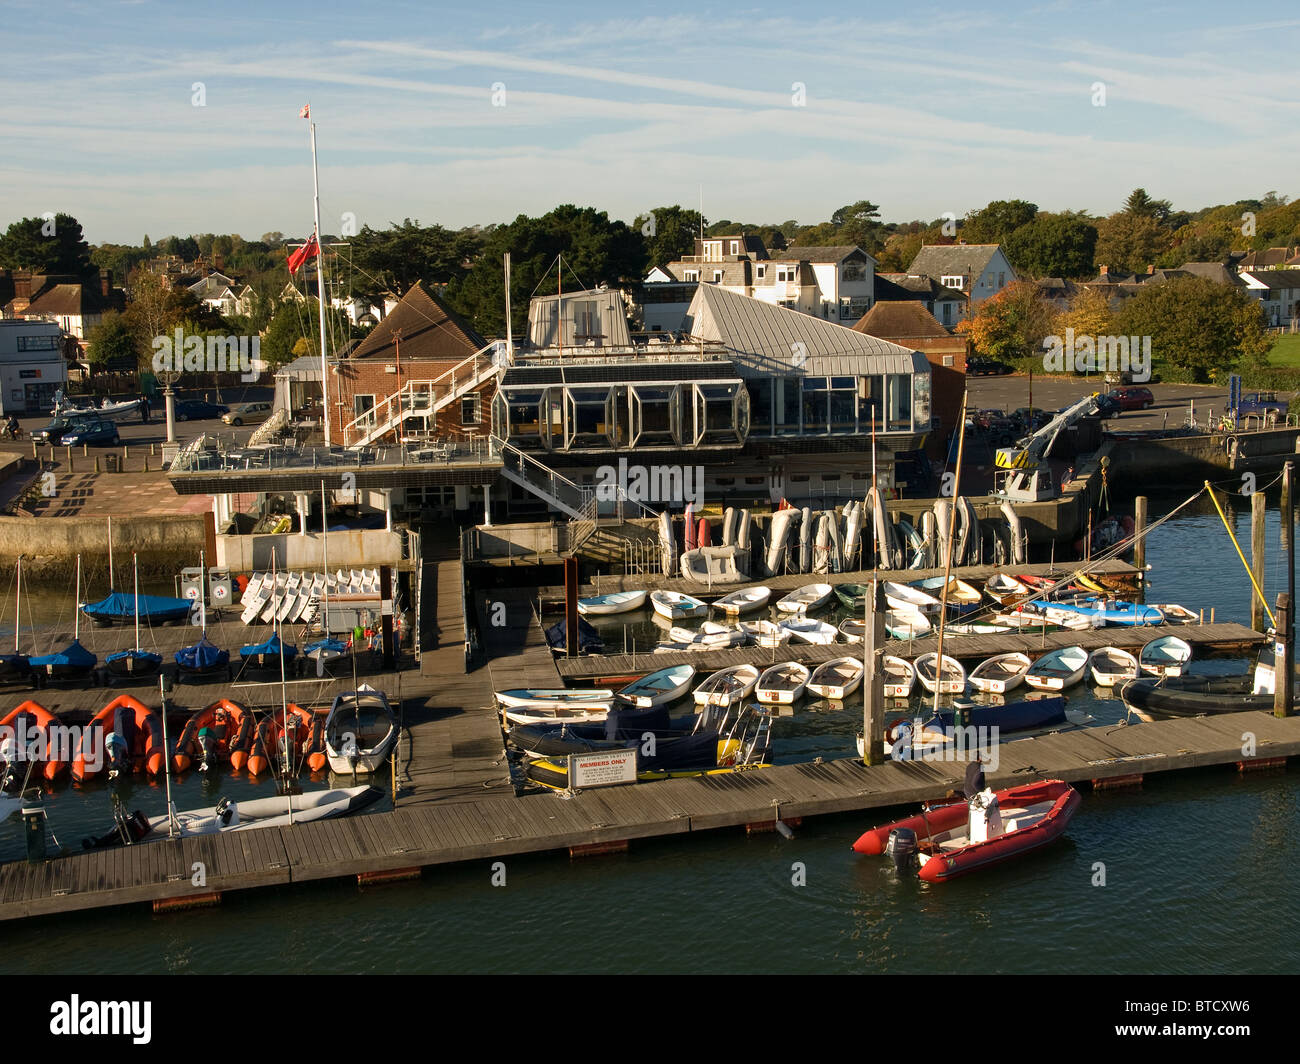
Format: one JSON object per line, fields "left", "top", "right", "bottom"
{"left": 0, "top": 493, "right": 1296, "bottom": 974}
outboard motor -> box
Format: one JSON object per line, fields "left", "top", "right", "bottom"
{"left": 216, "top": 797, "right": 238, "bottom": 827}
{"left": 885, "top": 827, "right": 917, "bottom": 874}
{"left": 105, "top": 732, "right": 130, "bottom": 779}
{"left": 198, "top": 726, "right": 218, "bottom": 773}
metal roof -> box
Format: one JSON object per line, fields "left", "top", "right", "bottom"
{"left": 683, "top": 284, "right": 927, "bottom": 378}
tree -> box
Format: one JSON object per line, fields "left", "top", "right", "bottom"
{"left": 1094, "top": 212, "right": 1173, "bottom": 275}
{"left": 447, "top": 205, "right": 645, "bottom": 337}
{"left": 830, "top": 200, "right": 885, "bottom": 254}
{"left": 91, "top": 243, "right": 150, "bottom": 286}
{"left": 122, "top": 268, "right": 186, "bottom": 354}
{"left": 961, "top": 200, "right": 1038, "bottom": 246}
{"left": 1123, "top": 188, "right": 1173, "bottom": 226}
{"left": 85, "top": 311, "right": 138, "bottom": 372}
{"left": 957, "top": 282, "right": 1056, "bottom": 363}
{"left": 633, "top": 205, "right": 704, "bottom": 268}
{"left": 0, "top": 214, "right": 95, "bottom": 276}
{"left": 1054, "top": 287, "right": 1115, "bottom": 341}
{"left": 260, "top": 299, "right": 352, "bottom": 371}
{"left": 350, "top": 219, "right": 481, "bottom": 305}
{"left": 1116, "top": 275, "right": 1271, "bottom": 382}
{"left": 1003, "top": 212, "right": 1098, "bottom": 278}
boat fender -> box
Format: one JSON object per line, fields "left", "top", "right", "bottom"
{"left": 885, "top": 827, "right": 917, "bottom": 873}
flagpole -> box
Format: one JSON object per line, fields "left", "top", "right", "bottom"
{"left": 309, "top": 110, "right": 332, "bottom": 448}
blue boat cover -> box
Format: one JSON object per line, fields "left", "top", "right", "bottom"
{"left": 603, "top": 703, "right": 671, "bottom": 740}
{"left": 106, "top": 648, "right": 163, "bottom": 666}
{"left": 175, "top": 636, "right": 229, "bottom": 671}
{"left": 929, "top": 696, "right": 1067, "bottom": 735}
{"left": 239, "top": 632, "right": 298, "bottom": 660}
{"left": 29, "top": 639, "right": 98, "bottom": 669}
{"left": 81, "top": 592, "right": 194, "bottom": 623}
{"left": 544, "top": 618, "right": 603, "bottom": 654}
{"left": 305, "top": 638, "right": 348, "bottom": 657}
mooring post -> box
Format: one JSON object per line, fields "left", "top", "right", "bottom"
{"left": 862, "top": 580, "right": 886, "bottom": 766}
{"left": 1251, "top": 490, "right": 1267, "bottom": 632}
{"left": 1275, "top": 592, "right": 1293, "bottom": 718}
{"left": 1283, "top": 459, "right": 1294, "bottom": 552}
{"left": 563, "top": 556, "right": 579, "bottom": 658}
{"left": 1133, "top": 494, "right": 1147, "bottom": 580}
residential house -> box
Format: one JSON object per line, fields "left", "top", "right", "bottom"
{"left": 905, "top": 244, "right": 1016, "bottom": 309}
{"left": 188, "top": 271, "right": 256, "bottom": 317}
{"left": 1240, "top": 269, "right": 1300, "bottom": 326}
{"left": 0, "top": 318, "right": 69, "bottom": 414}
{"left": 1237, "top": 247, "right": 1296, "bottom": 272}
{"left": 874, "top": 273, "right": 968, "bottom": 328}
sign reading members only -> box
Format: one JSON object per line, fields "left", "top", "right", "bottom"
{"left": 568, "top": 749, "right": 638, "bottom": 788}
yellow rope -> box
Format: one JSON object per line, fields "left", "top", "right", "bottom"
{"left": 1204, "top": 481, "right": 1274, "bottom": 626}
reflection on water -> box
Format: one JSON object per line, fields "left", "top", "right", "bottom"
{"left": 0, "top": 502, "right": 1297, "bottom": 973}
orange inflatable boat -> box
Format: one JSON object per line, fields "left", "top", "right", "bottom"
{"left": 0, "top": 701, "right": 71, "bottom": 783}
{"left": 171, "top": 699, "right": 255, "bottom": 774}
{"left": 72, "top": 695, "right": 165, "bottom": 782}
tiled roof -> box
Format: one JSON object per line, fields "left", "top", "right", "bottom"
{"left": 777, "top": 245, "right": 872, "bottom": 264}
{"left": 875, "top": 274, "right": 967, "bottom": 302}
{"left": 907, "top": 244, "right": 1005, "bottom": 281}
{"left": 346, "top": 281, "right": 485, "bottom": 362}
{"left": 852, "top": 301, "right": 950, "bottom": 338}
{"left": 1242, "top": 269, "right": 1300, "bottom": 290}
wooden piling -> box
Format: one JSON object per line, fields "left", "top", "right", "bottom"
{"left": 862, "top": 581, "right": 886, "bottom": 766}
{"left": 1252, "top": 491, "right": 1267, "bottom": 632}
{"left": 1284, "top": 460, "right": 1294, "bottom": 551}
{"left": 65, "top": 446, "right": 72, "bottom": 473}
{"left": 1133, "top": 495, "right": 1147, "bottom": 572}
{"left": 1275, "top": 592, "right": 1293, "bottom": 719}
{"left": 563, "top": 556, "right": 579, "bottom": 658}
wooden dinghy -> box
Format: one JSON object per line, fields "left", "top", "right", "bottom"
{"left": 885, "top": 609, "right": 931, "bottom": 640}
{"left": 693, "top": 665, "right": 760, "bottom": 708}
{"left": 1024, "top": 645, "right": 1088, "bottom": 691}
{"left": 755, "top": 661, "right": 811, "bottom": 705}
{"left": 711, "top": 586, "right": 772, "bottom": 615}
{"left": 883, "top": 655, "right": 915, "bottom": 697}
{"left": 968, "top": 652, "right": 1032, "bottom": 695}
{"left": 1087, "top": 646, "right": 1139, "bottom": 687}
{"left": 806, "top": 657, "right": 864, "bottom": 700}
{"left": 777, "top": 617, "right": 839, "bottom": 645}
{"left": 984, "top": 573, "right": 1030, "bottom": 606}
{"left": 650, "top": 590, "right": 708, "bottom": 621}
{"left": 616, "top": 665, "right": 695, "bottom": 708}
{"left": 1139, "top": 635, "right": 1192, "bottom": 678}
{"left": 739, "top": 619, "right": 792, "bottom": 648}
{"left": 914, "top": 653, "right": 966, "bottom": 695}
{"left": 577, "top": 590, "right": 648, "bottom": 616}
{"left": 883, "top": 581, "right": 940, "bottom": 615}
{"left": 775, "top": 582, "right": 833, "bottom": 614}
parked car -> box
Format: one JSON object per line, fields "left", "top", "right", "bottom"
{"left": 1108, "top": 386, "right": 1154, "bottom": 411}
{"left": 1092, "top": 393, "right": 1122, "bottom": 419}
{"left": 60, "top": 420, "right": 120, "bottom": 446}
{"left": 221, "top": 401, "right": 273, "bottom": 427}
{"left": 1010, "top": 407, "right": 1050, "bottom": 433}
{"left": 173, "top": 399, "right": 230, "bottom": 421}
{"left": 1237, "top": 391, "right": 1289, "bottom": 420}
{"left": 967, "top": 358, "right": 1014, "bottom": 376}
{"left": 31, "top": 413, "right": 97, "bottom": 445}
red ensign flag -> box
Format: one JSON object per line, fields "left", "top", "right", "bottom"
{"left": 287, "top": 235, "right": 319, "bottom": 275}
{"left": 299, "top": 104, "right": 310, "bottom": 119}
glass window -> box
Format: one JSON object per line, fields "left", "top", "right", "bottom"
{"left": 747, "top": 379, "right": 772, "bottom": 434}
{"left": 858, "top": 375, "right": 883, "bottom": 428}
{"left": 504, "top": 388, "right": 545, "bottom": 449}
{"left": 802, "top": 376, "right": 828, "bottom": 434}
{"left": 564, "top": 386, "right": 612, "bottom": 449}
{"left": 693, "top": 382, "right": 742, "bottom": 445}
{"left": 776, "top": 378, "right": 800, "bottom": 436}
{"left": 630, "top": 384, "right": 678, "bottom": 447}
{"left": 887, "top": 374, "right": 912, "bottom": 431}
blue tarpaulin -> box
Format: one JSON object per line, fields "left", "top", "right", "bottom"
{"left": 81, "top": 592, "right": 194, "bottom": 625}
{"left": 175, "top": 636, "right": 229, "bottom": 672}
{"left": 30, "top": 639, "right": 98, "bottom": 669}
{"left": 239, "top": 633, "right": 298, "bottom": 660}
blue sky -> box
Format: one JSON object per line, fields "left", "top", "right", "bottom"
{"left": 1, "top": 0, "right": 1297, "bottom": 244}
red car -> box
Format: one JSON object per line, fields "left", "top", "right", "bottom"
{"left": 1108, "top": 386, "right": 1154, "bottom": 411}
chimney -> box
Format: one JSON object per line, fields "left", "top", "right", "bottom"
{"left": 100, "top": 268, "right": 111, "bottom": 297}
{"left": 1099, "top": 265, "right": 1109, "bottom": 276}
{"left": 1146, "top": 264, "right": 1155, "bottom": 275}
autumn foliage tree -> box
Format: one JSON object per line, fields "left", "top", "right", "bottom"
{"left": 956, "top": 282, "right": 1056, "bottom": 364}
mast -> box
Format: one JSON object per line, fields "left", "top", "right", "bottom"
{"left": 310, "top": 115, "right": 332, "bottom": 448}
{"left": 74, "top": 555, "right": 81, "bottom": 644}
{"left": 132, "top": 552, "right": 140, "bottom": 654}
{"left": 931, "top": 390, "right": 969, "bottom": 719}
{"left": 321, "top": 479, "right": 330, "bottom": 654}
{"left": 13, "top": 559, "right": 20, "bottom": 654}
{"left": 557, "top": 251, "right": 562, "bottom": 356}
{"left": 504, "top": 253, "right": 513, "bottom": 362}
{"left": 106, "top": 516, "right": 113, "bottom": 592}
{"left": 198, "top": 549, "right": 206, "bottom": 634}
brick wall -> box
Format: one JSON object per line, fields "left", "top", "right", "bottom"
{"left": 329, "top": 357, "right": 495, "bottom": 443}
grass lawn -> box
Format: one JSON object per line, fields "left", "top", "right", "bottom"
{"left": 1267, "top": 333, "right": 1300, "bottom": 366}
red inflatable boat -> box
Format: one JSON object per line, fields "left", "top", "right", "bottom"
{"left": 851, "top": 779, "right": 1080, "bottom": 883}
{"left": 73, "top": 695, "right": 166, "bottom": 781}
{"left": 0, "top": 701, "right": 70, "bottom": 782}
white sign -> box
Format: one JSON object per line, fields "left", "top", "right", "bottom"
{"left": 569, "top": 749, "right": 638, "bottom": 789}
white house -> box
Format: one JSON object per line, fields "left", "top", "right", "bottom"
{"left": 0, "top": 319, "right": 68, "bottom": 414}
{"left": 906, "top": 244, "right": 1016, "bottom": 308}
{"left": 1240, "top": 269, "right": 1300, "bottom": 327}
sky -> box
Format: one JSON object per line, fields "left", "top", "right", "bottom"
{"left": 1, "top": 0, "right": 1297, "bottom": 245}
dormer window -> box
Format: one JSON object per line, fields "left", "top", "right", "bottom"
{"left": 941, "top": 275, "right": 965, "bottom": 288}
{"left": 729, "top": 240, "right": 739, "bottom": 254}
{"left": 712, "top": 270, "right": 723, "bottom": 283}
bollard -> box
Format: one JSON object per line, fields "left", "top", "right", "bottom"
{"left": 82, "top": 443, "right": 87, "bottom": 457}
{"left": 94, "top": 456, "right": 101, "bottom": 474}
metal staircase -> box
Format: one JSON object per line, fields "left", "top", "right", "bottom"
{"left": 343, "top": 341, "right": 504, "bottom": 448}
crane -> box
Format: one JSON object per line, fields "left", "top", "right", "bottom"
{"left": 993, "top": 394, "right": 1099, "bottom": 502}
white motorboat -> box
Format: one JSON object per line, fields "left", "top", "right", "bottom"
{"left": 807, "top": 657, "right": 864, "bottom": 700}
{"left": 776, "top": 582, "right": 833, "bottom": 614}
{"left": 1024, "top": 645, "right": 1089, "bottom": 691}
{"left": 915, "top": 653, "right": 966, "bottom": 695}
{"left": 755, "top": 661, "right": 811, "bottom": 705}
{"left": 968, "top": 652, "right": 1032, "bottom": 694}
{"left": 324, "top": 685, "right": 398, "bottom": 774}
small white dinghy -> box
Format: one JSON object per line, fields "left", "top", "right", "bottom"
{"left": 693, "top": 664, "right": 760, "bottom": 707}
{"left": 1139, "top": 635, "right": 1192, "bottom": 677}
{"left": 650, "top": 590, "right": 708, "bottom": 621}
{"left": 984, "top": 573, "right": 1030, "bottom": 605}
{"left": 1024, "top": 645, "right": 1089, "bottom": 691}
{"left": 1088, "top": 646, "right": 1139, "bottom": 687}
{"left": 883, "top": 655, "right": 916, "bottom": 698}
{"left": 968, "top": 652, "right": 1032, "bottom": 695}
{"left": 883, "top": 581, "right": 940, "bottom": 615}
{"left": 501, "top": 703, "right": 613, "bottom": 727}
{"left": 578, "top": 590, "right": 647, "bottom": 616}
{"left": 616, "top": 665, "right": 696, "bottom": 708}
{"left": 711, "top": 586, "right": 772, "bottom": 615}
{"left": 776, "top": 583, "right": 833, "bottom": 614}
{"left": 839, "top": 619, "right": 867, "bottom": 643}
{"left": 739, "top": 619, "right": 793, "bottom": 648}
{"left": 496, "top": 688, "right": 615, "bottom": 710}
{"left": 885, "top": 609, "right": 931, "bottom": 640}
{"left": 807, "top": 657, "right": 865, "bottom": 700}
{"left": 669, "top": 621, "right": 749, "bottom": 651}
{"left": 756, "top": 661, "right": 811, "bottom": 705}
{"left": 123, "top": 786, "right": 384, "bottom": 844}
{"left": 915, "top": 653, "right": 966, "bottom": 695}
{"left": 778, "top": 617, "right": 839, "bottom": 645}
{"left": 1149, "top": 603, "right": 1199, "bottom": 625}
